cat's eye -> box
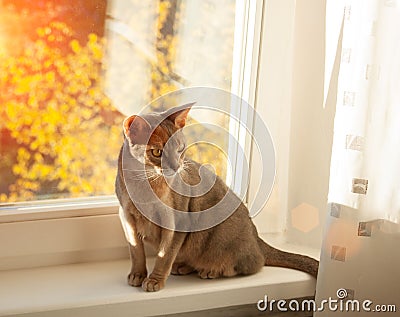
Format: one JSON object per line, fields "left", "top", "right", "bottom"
{"left": 151, "top": 149, "right": 162, "bottom": 157}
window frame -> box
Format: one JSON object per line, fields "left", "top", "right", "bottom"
{"left": 228, "top": 0, "right": 264, "bottom": 199}
{"left": 0, "top": 0, "right": 268, "bottom": 271}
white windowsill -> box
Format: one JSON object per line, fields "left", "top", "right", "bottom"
{"left": 0, "top": 196, "right": 119, "bottom": 224}
{"left": 0, "top": 234, "right": 319, "bottom": 317}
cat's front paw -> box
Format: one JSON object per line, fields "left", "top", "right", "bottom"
{"left": 142, "top": 277, "right": 165, "bottom": 292}
{"left": 127, "top": 272, "right": 147, "bottom": 287}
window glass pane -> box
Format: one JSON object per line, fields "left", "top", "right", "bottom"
{"left": 0, "top": 0, "right": 236, "bottom": 204}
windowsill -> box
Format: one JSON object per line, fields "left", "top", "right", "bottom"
{"left": 0, "top": 196, "right": 119, "bottom": 224}
{"left": 0, "top": 234, "right": 319, "bottom": 317}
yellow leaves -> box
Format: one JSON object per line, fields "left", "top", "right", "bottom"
{"left": 15, "top": 77, "right": 33, "bottom": 94}
{"left": 91, "top": 45, "right": 103, "bottom": 61}
{"left": 88, "top": 33, "right": 97, "bottom": 43}
{"left": 65, "top": 79, "right": 80, "bottom": 94}
{"left": 34, "top": 153, "right": 44, "bottom": 163}
{"left": 42, "top": 107, "right": 63, "bottom": 129}
{"left": 37, "top": 22, "right": 73, "bottom": 44}
{"left": 44, "top": 71, "right": 55, "bottom": 83}
{"left": 67, "top": 97, "right": 77, "bottom": 107}
{"left": 87, "top": 33, "right": 103, "bottom": 60}
{"left": 159, "top": 82, "right": 176, "bottom": 96}
{"left": 70, "top": 40, "right": 81, "bottom": 54}
{"left": 157, "top": 1, "right": 170, "bottom": 27}
{"left": 12, "top": 164, "right": 23, "bottom": 176}
{"left": 17, "top": 148, "right": 31, "bottom": 161}
{"left": 0, "top": 21, "right": 124, "bottom": 202}
{"left": 150, "top": 0, "right": 179, "bottom": 101}
{"left": 50, "top": 22, "right": 73, "bottom": 36}
{"left": 0, "top": 194, "right": 9, "bottom": 203}
{"left": 37, "top": 27, "right": 52, "bottom": 38}
{"left": 13, "top": 149, "right": 30, "bottom": 177}
{"left": 5, "top": 102, "right": 18, "bottom": 119}
{"left": 79, "top": 181, "right": 93, "bottom": 194}
{"left": 99, "top": 96, "right": 110, "bottom": 107}
{"left": 55, "top": 59, "right": 68, "bottom": 76}
{"left": 81, "top": 108, "right": 93, "bottom": 120}
{"left": 47, "top": 34, "right": 56, "bottom": 42}
{"left": 88, "top": 87, "right": 99, "bottom": 99}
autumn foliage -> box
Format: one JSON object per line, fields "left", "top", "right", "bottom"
{"left": 0, "top": 22, "right": 123, "bottom": 202}
{"left": 0, "top": 0, "right": 230, "bottom": 203}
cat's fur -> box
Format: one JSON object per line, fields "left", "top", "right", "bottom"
{"left": 115, "top": 105, "right": 318, "bottom": 292}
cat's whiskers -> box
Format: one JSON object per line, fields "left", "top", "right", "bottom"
{"left": 181, "top": 161, "right": 193, "bottom": 175}
{"left": 125, "top": 164, "right": 189, "bottom": 181}
{"left": 149, "top": 174, "right": 163, "bottom": 183}
{"left": 123, "top": 168, "right": 163, "bottom": 182}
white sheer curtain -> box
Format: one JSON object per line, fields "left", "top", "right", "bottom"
{"left": 316, "top": 0, "right": 400, "bottom": 315}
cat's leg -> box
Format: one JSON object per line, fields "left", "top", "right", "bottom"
{"left": 119, "top": 207, "right": 147, "bottom": 287}
{"left": 171, "top": 262, "right": 195, "bottom": 275}
{"left": 142, "top": 230, "right": 187, "bottom": 292}
{"left": 127, "top": 242, "right": 147, "bottom": 287}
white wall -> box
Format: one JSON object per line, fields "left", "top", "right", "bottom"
{"left": 287, "top": 0, "right": 334, "bottom": 248}
{"left": 251, "top": 0, "right": 296, "bottom": 234}
{"left": 252, "top": 0, "right": 334, "bottom": 249}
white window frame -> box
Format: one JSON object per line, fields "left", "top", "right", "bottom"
{"left": 228, "top": 0, "right": 264, "bottom": 198}
{"left": 0, "top": 0, "right": 268, "bottom": 271}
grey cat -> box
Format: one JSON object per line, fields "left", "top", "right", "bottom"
{"left": 115, "top": 105, "right": 318, "bottom": 292}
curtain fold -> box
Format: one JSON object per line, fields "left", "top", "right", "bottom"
{"left": 316, "top": 0, "right": 400, "bottom": 315}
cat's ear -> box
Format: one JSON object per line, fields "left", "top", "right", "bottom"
{"left": 123, "top": 115, "right": 151, "bottom": 144}
{"left": 167, "top": 102, "right": 195, "bottom": 129}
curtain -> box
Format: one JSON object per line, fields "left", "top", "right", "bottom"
{"left": 316, "top": 0, "right": 400, "bottom": 315}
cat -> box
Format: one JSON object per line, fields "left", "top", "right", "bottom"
{"left": 115, "top": 104, "right": 319, "bottom": 292}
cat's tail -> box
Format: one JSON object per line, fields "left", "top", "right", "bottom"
{"left": 257, "top": 237, "right": 319, "bottom": 278}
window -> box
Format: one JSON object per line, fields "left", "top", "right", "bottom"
{"left": 0, "top": 0, "right": 265, "bottom": 271}
{"left": 0, "top": 0, "right": 260, "bottom": 207}
{"left": 0, "top": 1, "right": 115, "bottom": 203}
